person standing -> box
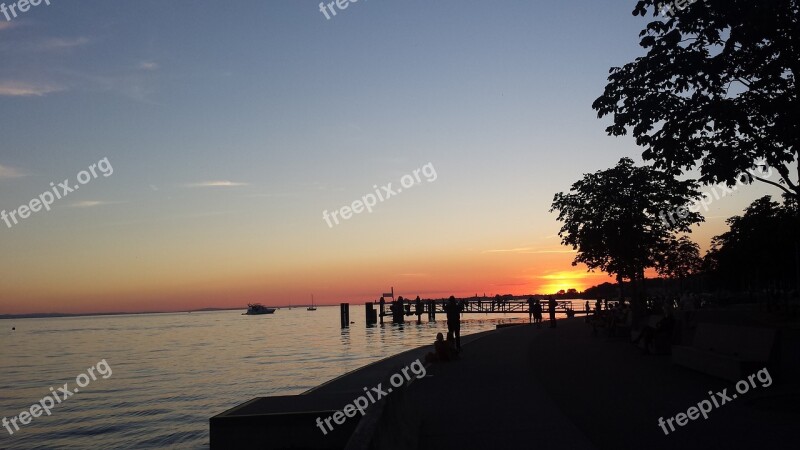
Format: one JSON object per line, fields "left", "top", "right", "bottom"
{"left": 527, "top": 297, "right": 535, "bottom": 323}
{"left": 444, "top": 296, "right": 463, "bottom": 351}
{"left": 534, "top": 299, "right": 543, "bottom": 327}
{"left": 548, "top": 296, "right": 557, "bottom": 328}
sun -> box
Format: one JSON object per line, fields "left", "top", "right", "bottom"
{"left": 539, "top": 282, "right": 583, "bottom": 295}
{"left": 535, "top": 270, "right": 596, "bottom": 294}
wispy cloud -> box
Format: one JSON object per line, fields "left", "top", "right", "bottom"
{"left": 36, "top": 37, "right": 90, "bottom": 51}
{"left": 0, "top": 22, "right": 15, "bottom": 32}
{"left": 1, "top": 36, "right": 91, "bottom": 53}
{"left": 483, "top": 247, "right": 535, "bottom": 253}
{"left": 183, "top": 181, "right": 250, "bottom": 188}
{"left": 537, "top": 270, "right": 606, "bottom": 280}
{"left": 67, "top": 200, "right": 123, "bottom": 208}
{"left": 398, "top": 273, "right": 430, "bottom": 277}
{"left": 310, "top": 181, "right": 345, "bottom": 192}
{"left": 49, "top": 68, "right": 158, "bottom": 103}
{"left": 138, "top": 61, "right": 159, "bottom": 71}
{"left": 0, "top": 80, "right": 63, "bottom": 97}
{"left": 0, "top": 164, "right": 27, "bottom": 179}
{"left": 96, "top": 210, "right": 238, "bottom": 228}
{"left": 483, "top": 247, "right": 575, "bottom": 254}
{"left": 248, "top": 192, "right": 299, "bottom": 198}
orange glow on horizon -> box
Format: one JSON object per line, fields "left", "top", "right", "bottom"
{"left": 0, "top": 256, "right": 618, "bottom": 315}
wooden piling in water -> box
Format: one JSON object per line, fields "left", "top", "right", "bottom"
{"left": 365, "top": 302, "right": 377, "bottom": 326}
{"left": 340, "top": 303, "right": 350, "bottom": 328}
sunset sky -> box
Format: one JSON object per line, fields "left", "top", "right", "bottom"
{"left": 0, "top": 0, "right": 784, "bottom": 314}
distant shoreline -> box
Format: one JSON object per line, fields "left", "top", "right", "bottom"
{"left": 1, "top": 296, "right": 588, "bottom": 321}
{"left": 0, "top": 307, "right": 243, "bottom": 321}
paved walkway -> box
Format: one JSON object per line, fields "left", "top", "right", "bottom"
{"left": 410, "top": 323, "right": 595, "bottom": 449}
{"left": 410, "top": 318, "right": 797, "bottom": 450}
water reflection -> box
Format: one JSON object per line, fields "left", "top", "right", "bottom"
{"left": 0, "top": 306, "right": 532, "bottom": 449}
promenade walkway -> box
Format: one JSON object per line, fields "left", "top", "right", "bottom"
{"left": 410, "top": 318, "right": 797, "bottom": 450}
{"left": 410, "top": 323, "right": 595, "bottom": 449}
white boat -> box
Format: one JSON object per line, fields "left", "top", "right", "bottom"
{"left": 243, "top": 303, "right": 276, "bottom": 315}
{"left": 307, "top": 294, "right": 317, "bottom": 311}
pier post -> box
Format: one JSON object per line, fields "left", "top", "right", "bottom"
{"left": 340, "top": 303, "right": 350, "bottom": 328}
{"left": 365, "top": 302, "right": 377, "bottom": 326}
{"left": 391, "top": 299, "right": 404, "bottom": 324}
{"left": 427, "top": 300, "right": 436, "bottom": 321}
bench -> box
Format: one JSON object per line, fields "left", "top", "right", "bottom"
{"left": 671, "top": 323, "right": 776, "bottom": 381}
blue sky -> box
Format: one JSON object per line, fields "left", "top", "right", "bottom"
{"left": 0, "top": 1, "right": 784, "bottom": 313}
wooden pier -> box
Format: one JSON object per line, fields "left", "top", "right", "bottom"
{"left": 361, "top": 296, "right": 594, "bottom": 327}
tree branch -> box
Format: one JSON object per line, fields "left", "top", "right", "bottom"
{"left": 734, "top": 77, "right": 752, "bottom": 89}
{"left": 752, "top": 174, "right": 794, "bottom": 196}
{"left": 774, "top": 163, "right": 798, "bottom": 192}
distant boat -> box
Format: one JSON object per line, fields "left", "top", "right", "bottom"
{"left": 243, "top": 303, "right": 276, "bottom": 315}
{"left": 307, "top": 294, "right": 317, "bottom": 311}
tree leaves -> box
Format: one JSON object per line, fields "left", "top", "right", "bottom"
{"left": 594, "top": 0, "right": 799, "bottom": 199}
{"left": 550, "top": 158, "right": 702, "bottom": 283}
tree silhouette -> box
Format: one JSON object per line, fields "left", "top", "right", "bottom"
{"left": 551, "top": 158, "right": 702, "bottom": 309}
{"left": 655, "top": 235, "right": 702, "bottom": 293}
{"left": 593, "top": 0, "right": 799, "bottom": 200}
{"left": 705, "top": 195, "right": 799, "bottom": 291}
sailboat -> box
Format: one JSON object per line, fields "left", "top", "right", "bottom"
{"left": 307, "top": 294, "right": 317, "bottom": 311}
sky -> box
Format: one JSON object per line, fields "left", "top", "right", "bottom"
{"left": 0, "top": 0, "right": 785, "bottom": 314}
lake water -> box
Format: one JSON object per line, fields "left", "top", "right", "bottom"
{"left": 0, "top": 306, "right": 536, "bottom": 448}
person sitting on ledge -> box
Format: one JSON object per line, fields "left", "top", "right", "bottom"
{"left": 425, "top": 332, "right": 458, "bottom": 363}
{"left": 632, "top": 313, "right": 675, "bottom": 355}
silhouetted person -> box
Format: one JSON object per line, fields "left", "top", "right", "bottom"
{"left": 527, "top": 297, "right": 535, "bottom": 323}
{"left": 444, "top": 295, "right": 462, "bottom": 351}
{"left": 633, "top": 314, "right": 675, "bottom": 355}
{"left": 533, "top": 299, "right": 543, "bottom": 327}
{"left": 415, "top": 296, "right": 423, "bottom": 323}
{"left": 548, "top": 296, "right": 557, "bottom": 328}
{"left": 445, "top": 333, "right": 459, "bottom": 359}
{"left": 426, "top": 332, "right": 453, "bottom": 363}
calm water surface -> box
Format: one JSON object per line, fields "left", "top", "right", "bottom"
{"left": 0, "top": 306, "right": 534, "bottom": 449}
